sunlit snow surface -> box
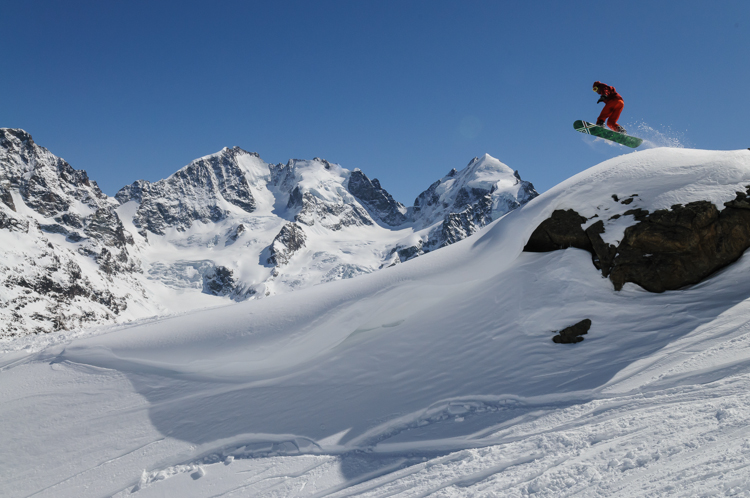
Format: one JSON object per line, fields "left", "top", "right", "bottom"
{"left": 4, "top": 148, "right": 750, "bottom": 496}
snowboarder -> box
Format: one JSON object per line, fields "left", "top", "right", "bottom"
{"left": 593, "top": 81, "right": 626, "bottom": 134}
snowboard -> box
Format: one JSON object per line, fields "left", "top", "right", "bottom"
{"left": 574, "top": 120, "right": 643, "bottom": 148}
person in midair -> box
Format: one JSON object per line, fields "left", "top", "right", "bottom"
{"left": 593, "top": 81, "right": 626, "bottom": 134}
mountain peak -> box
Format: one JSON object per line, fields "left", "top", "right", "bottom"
{"left": 0, "top": 128, "right": 35, "bottom": 148}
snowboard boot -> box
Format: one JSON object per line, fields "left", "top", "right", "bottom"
{"left": 596, "top": 119, "right": 605, "bottom": 126}
{"left": 615, "top": 125, "right": 627, "bottom": 134}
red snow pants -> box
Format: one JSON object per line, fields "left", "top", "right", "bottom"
{"left": 598, "top": 99, "right": 624, "bottom": 131}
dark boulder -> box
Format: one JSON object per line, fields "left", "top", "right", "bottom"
{"left": 524, "top": 209, "right": 591, "bottom": 253}
{"left": 552, "top": 319, "right": 591, "bottom": 344}
{"left": 525, "top": 189, "right": 750, "bottom": 293}
{"left": 610, "top": 195, "right": 750, "bottom": 292}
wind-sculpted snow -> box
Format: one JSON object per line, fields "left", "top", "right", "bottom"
{"left": 5, "top": 148, "right": 750, "bottom": 495}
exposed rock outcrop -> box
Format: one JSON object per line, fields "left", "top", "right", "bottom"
{"left": 267, "top": 222, "right": 307, "bottom": 266}
{"left": 525, "top": 189, "right": 750, "bottom": 293}
{"left": 2, "top": 242, "right": 130, "bottom": 336}
{"left": 610, "top": 194, "right": 750, "bottom": 292}
{"left": 552, "top": 319, "right": 591, "bottom": 344}
{"left": 269, "top": 159, "right": 377, "bottom": 231}
{"left": 347, "top": 170, "right": 408, "bottom": 226}
{"left": 225, "top": 224, "right": 246, "bottom": 245}
{"left": 202, "top": 265, "right": 235, "bottom": 296}
{"left": 199, "top": 264, "right": 256, "bottom": 300}
{"left": 293, "top": 190, "right": 373, "bottom": 230}
{"left": 434, "top": 197, "right": 493, "bottom": 248}
{"left": 115, "top": 147, "right": 259, "bottom": 235}
{"left": 524, "top": 209, "right": 591, "bottom": 252}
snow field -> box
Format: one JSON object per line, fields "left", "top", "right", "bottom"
{"left": 4, "top": 148, "right": 750, "bottom": 496}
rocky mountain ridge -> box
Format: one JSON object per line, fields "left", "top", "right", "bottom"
{"left": 0, "top": 128, "right": 538, "bottom": 337}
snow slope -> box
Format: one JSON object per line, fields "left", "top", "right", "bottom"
{"left": 3, "top": 148, "right": 750, "bottom": 497}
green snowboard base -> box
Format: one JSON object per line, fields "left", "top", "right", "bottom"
{"left": 574, "top": 120, "right": 643, "bottom": 148}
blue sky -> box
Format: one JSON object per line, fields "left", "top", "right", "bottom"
{"left": 2, "top": 1, "right": 748, "bottom": 204}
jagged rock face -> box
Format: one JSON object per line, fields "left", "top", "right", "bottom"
{"left": 226, "top": 224, "right": 246, "bottom": 245}
{"left": 0, "top": 210, "right": 29, "bottom": 232}
{"left": 525, "top": 189, "right": 750, "bottom": 293}
{"left": 1, "top": 234, "right": 131, "bottom": 336}
{"left": 202, "top": 266, "right": 236, "bottom": 296}
{"left": 0, "top": 182, "right": 16, "bottom": 211}
{"left": 116, "top": 147, "right": 259, "bottom": 235}
{"left": 347, "top": 170, "right": 408, "bottom": 226}
{"left": 0, "top": 128, "right": 136, "bottom": 271}
{"left": 294, "top": 190, "right": 373, "bottom": 230}
{"left": 0, "top": 129, "right": 111, "bottom": 216}
{"left": 388, "top": 241, "right": 425, "bottom": 264}
{"left": 0, "top": 129, "right": 142, "bottom": 336}
{"left": 435, "top": 195, "right": 494, "bottom": 248}
{"left": 267, "top": 222, "right": 306, "bottom": 266}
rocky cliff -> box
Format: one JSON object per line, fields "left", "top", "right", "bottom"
{"left": 525, "top": 188, "right": 750, "bottom": 293}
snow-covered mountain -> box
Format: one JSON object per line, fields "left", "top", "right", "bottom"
{"left": 0, "top": 129, "right": 147, "bottom": 337}
{"left": 0, "top": 128, "right": 537, "bottom": 337}
{"left": 4, "top": 147, "right": 750, "bottom": 497}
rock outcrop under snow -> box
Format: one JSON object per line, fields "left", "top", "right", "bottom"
{"left": 525, "top": 187, "right": 750, "bottom": 293}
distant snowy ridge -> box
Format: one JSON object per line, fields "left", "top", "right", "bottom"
{"left": 0, "top": 128, "right": 537, "bottom": 337}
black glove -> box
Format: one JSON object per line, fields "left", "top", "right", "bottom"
{"left": 597, "top": 96, "right": 605, "bottom": 104}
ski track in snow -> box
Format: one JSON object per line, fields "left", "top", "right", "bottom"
{"left": 4, "top": 148, "right": 750, "bottom": 496}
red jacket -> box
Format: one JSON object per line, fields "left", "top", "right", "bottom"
{"left": 593, "top": 81, "right": 623, "bottom": 102}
